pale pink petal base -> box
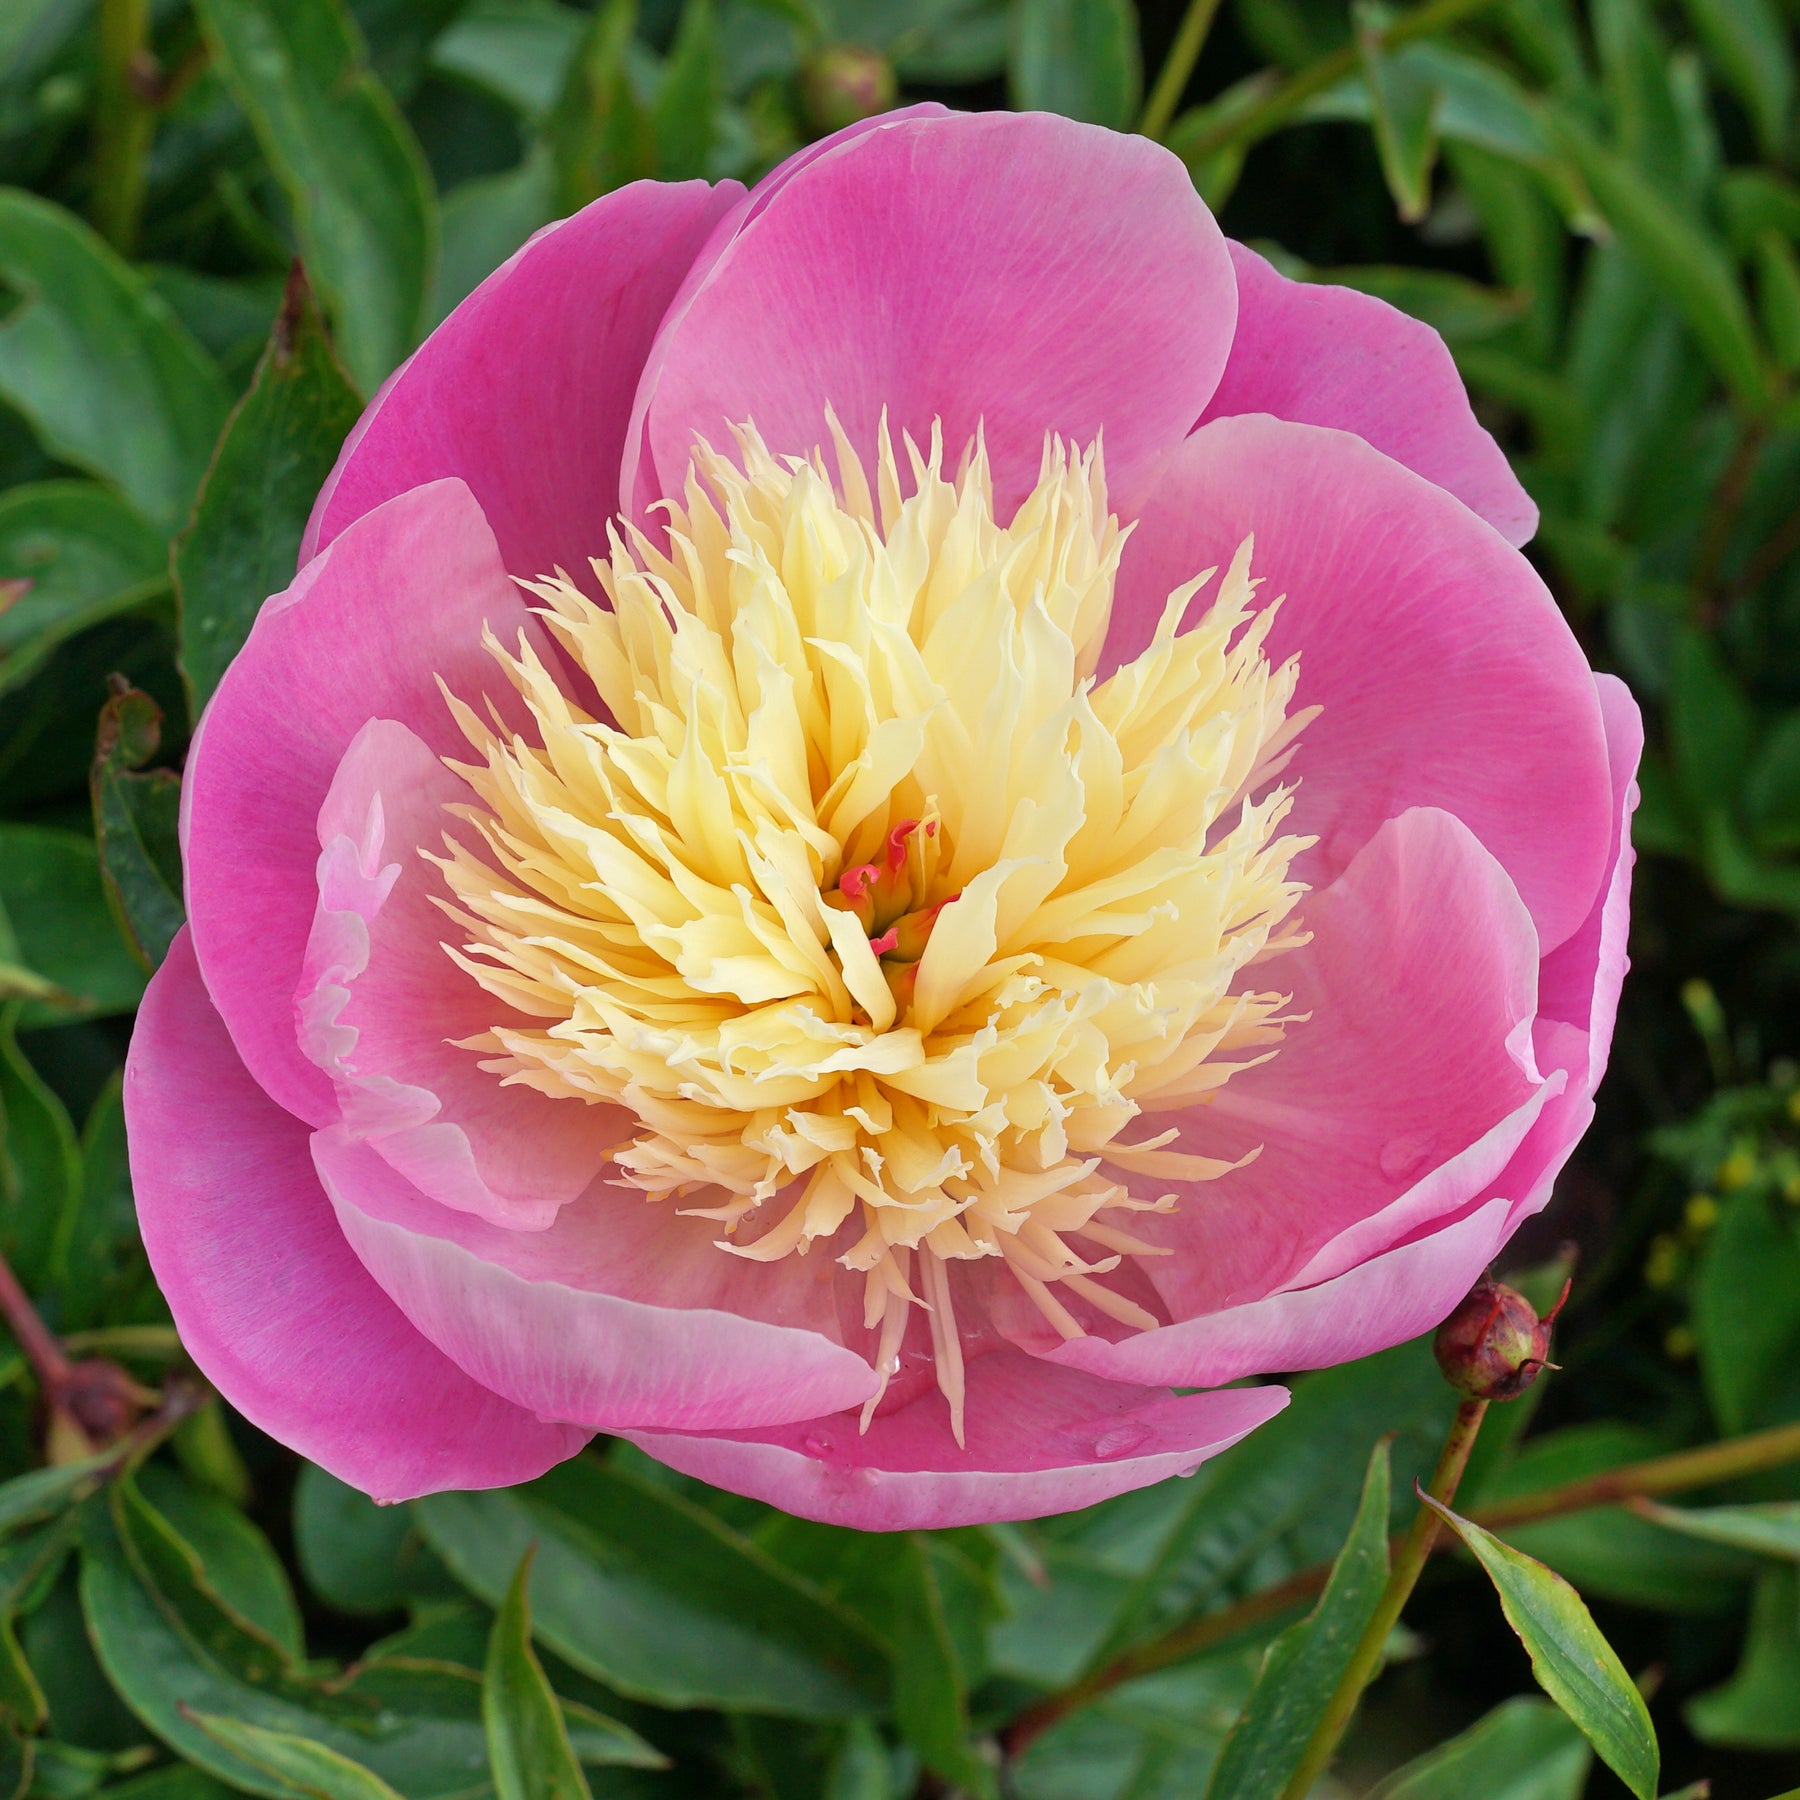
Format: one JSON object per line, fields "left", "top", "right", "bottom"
{"left": 299, "top": 718, "right": 617, "bottom": 1229}
{"left": 125, "top": 932, "right": 586, "bottom": 1500}
{"left": 1198, "top": 243, "right": 1537, "bottom": 546}
{"left": 625, "top": 1352, "right": 1289, "bottom": 1530}
{"left": 314, "top": 1130, "right": 879, "bottom": 1433}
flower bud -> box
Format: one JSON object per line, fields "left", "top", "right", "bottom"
{"left": 798, "top": 44, "right": 897, "bottom": 136}
{"left": 1433, "top": 1273, "right": 1567, "bottom": 1401}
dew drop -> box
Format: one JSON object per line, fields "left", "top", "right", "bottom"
{"left": 803, "top": 1430, "right": 836, "bottom": 1456}
{"left": 1087, "top": 1420, "right": 1151, "bottom": 1460}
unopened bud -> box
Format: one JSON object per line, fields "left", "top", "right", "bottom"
{"left": 797, "top": 44, "right": 897, "bottom": 136}
{"left": 1434, "top": 1273, "right": 1568, "bottom": 1401}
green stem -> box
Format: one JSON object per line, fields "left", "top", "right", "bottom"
{"left": 91, "top": 0, "right": 154, "bottom": 253}
{"left": 1275, "top": 1399, "right": 1489, "bottom": 1800}
{"left": 1174, "top": 0, "right": 1505, "bottom": 163}
{"left": 1138, "top": 0, "right": 1227, "bottom": 142}
{"left": 1002, "top": 1411, "right": 1800, "bottom": 1760}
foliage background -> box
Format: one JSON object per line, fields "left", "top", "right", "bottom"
{"left": 1, "top": 0, "right": 1800, "bottom": 1794}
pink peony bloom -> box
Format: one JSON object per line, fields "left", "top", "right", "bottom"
{"left": 125, "top": 107, "right": 1640, "bottom": 1530}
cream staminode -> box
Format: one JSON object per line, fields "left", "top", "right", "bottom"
{"left": 435, "top": 420, "right": 1314, "bottom": 1439}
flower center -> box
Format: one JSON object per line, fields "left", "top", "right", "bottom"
{"left": 436, "top": 419, "right": 1313, "bottom": 1438}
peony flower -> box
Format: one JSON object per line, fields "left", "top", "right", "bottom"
{"left": 125, "top": 107, "right": 1640, "bottom": 1530}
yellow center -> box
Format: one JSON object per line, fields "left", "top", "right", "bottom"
{"left": 435, "top": 420, "right": 1313, "bottom": 1438}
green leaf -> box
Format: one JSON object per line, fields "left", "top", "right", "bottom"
{"left": 1755, "top": 231, "right": 1800, "bottom": 376}
{"left": 191, "top": 0, "right": 437, "bottom": 395}
{"left": 1667, "top": 627, "right": 1755, "bottom": 817}
{"left": 1674, "top": 0, "right": 1792, "bottom": 162}
{"left": 548, "top": 0, "right": 655, "bottom": 213}
{"left": 1008, "top": 1656, "right": 1261, "bottom": 1800}
{"left": 1685, "top": 1565, "right": 1800, "bottom": 1747}
{"left": 0, "top": 483, "right": 166, "bottom": 700}
{"left": 0, "top": 828, "right": 145, "bottom": 1028}
{"left": 79, "top": 1499, "right": 577, "bottom": 1800}
{"left": 88, "top": 683, "right": 184, "bottom": 972}
{"left": 1419, "top": 1493, "right": 1660, "bottom": 1799}
{"left": 183, "top": 1716, "right": 404, "bottom": 1800}
{"left": 1364, "top": 1696, "right": 1591, "bottom": 1799}
{"left": 1007, "top": 0, "right": 1142, "bottom": 130}
{"left": 996, "top": 1342, "right": 1456, "bottom": 1688}
{"left": 1552, "top": 113, "right": 1770, "bottom": 413}
{"left": 0, "top": 192, "right": 230, "bottom": 532}
{"left": 0, "top": 1008, "right": 79, "bottom": 1290}
{"left": 1166, "top": 72, "right": 1282, "bottom": 209}
{"left": 1634, "top": 1498, "right": 1800, "bottom": 1561}
{"left": 1483, "top": 1425, "right": 1755, "bottom": 1614}
{"left": 1355, "top": 7, "right": 1440, "bottom": 222}
{"left": 0, "top": 1455, "right": 114, "bottom": 1545}
{"left": 293, "top": 1464, "right": 417, "bottom": 1617}
{"left": 430, "top": 0, "right": 586, "bottom": 120}
{"left": 1203, "top": 1439, "right": 1391, "bottom": 1799}
{"left": 174, "top": 268, "right": 361, "bottom": 712}
{"left": 653, "top": 0, "right": 721, "bottom": 181}
{"left": 415, "top": 1459, "right": 888, "bottom": 1717}
{"left": 483, "top": 1548, "right": 592, "bottom": 1800}
{"left": 1694, "top": 1188, "right": 1800, "bottom": 1431}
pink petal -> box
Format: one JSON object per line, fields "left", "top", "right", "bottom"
{"left": 313, "top": 1129, "right": 880, "bottom": 1433}
{"left": 1198, "top": 242, "right": 1537, "bottom": 546}
{"left": 184, "top": 480, "right": 541, "bottom": 1127}
{"left": 1047, "top": 1198, "right": 1516, "bottom": 1392}
{"left": 1111, "top": 414, "right": 1613, "bottom": 953}
{"left": 623, "top": 110, "right": 1236, "bottom": 525}
{"left": 298, "top": 719, "right": 619, "bottom": 1229}
{"left": 624, "top": 1352, "right": 1289, "bottom": 1530}
{"left": 990, "top": 809, "right": 1555, "bottom": 1384}
{"left": 303, "top": 179, "right": 740, "bottom": 582}
{"left": 124, "top": 931, "right": 586, "bottom": 1501}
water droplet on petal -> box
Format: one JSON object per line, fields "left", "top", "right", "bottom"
{"left": 1087, "top": 1420, "right": 1150, "bottom": 1460}
{"left": 803, "top": 1430, "right": 836, "bottom": 1457}
{"left": 1379, "top": 1133, "right": 1436, "bottom": 1181}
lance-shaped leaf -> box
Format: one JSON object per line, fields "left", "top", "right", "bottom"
{"left": 1419, "top": 1491, "right": 1659, "bottom": 1799}
{"left": 1204, "top": 1440, "right": 1392, "bottom": 1798}
{"left": 1633, "top": 1499, "right": 1800, "bottom": 1562}
{"left": 1686, "top": 1565, "right": 1800, "bottom": 1749}
{"left": 1552, "top": 111, "right": 1770, "bottom": 413}
{"left": 184, "top": 1715, "right": 405, "bottom": 1800}
{"left": 1364, "top": 1695, "right": 1590, "bottom": 1799}
{"left": 1675, "top": 0, "right": 1792, "bottom": 162}
{"left": 175, "top": 267, "right": 362, "bottom": 711}
{"left": 0, "top": 191, "right": 230, "bottom": 532}
{"left": 0, "top": 1455, "right": 115, "bottom": 1545}
{"left": 1355, "top": 6, "right": 1441, "bottom": 223}
{"left": 190, "top": 0, "right": 437, "bottom": 395}
{"left": 0, "top": 827, "right": 146, "bottom": 1027}
{"left": 484, "top": 1547, "right": 593, "bottom": 1800}
{"left": 548, "top": 0, "right": 654, "bottom": 214}
{"left": 89, "top": 682, "right": 184, "bottom": 972}
{"left": 415, "top": 1459, "right": 887, "bottom": 1718}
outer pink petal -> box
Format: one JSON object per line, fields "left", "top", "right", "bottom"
{"left": 624, "top": 1352, "right": 1289, "bottom": 1530}
{"left": 1048, "top": 1198, "right": 1515, "bottom": 1392}
{"left": 313, "top": 1130, "right": 879, "bottom": 1433}
{"left": 302, "top": 179, "right": 740, "bottom": 581}
{"left": 124, "top": 932, "right": 586, "bottom": 1500}
{"left": 1112, "top": 415, "right": 1612, "bottom": 953}
{"left": 184, "top": 480, "right": 540, "bottom": 1127}
{"left": 298, "top": 719, "right": 618, "bottom": 1229}
{"left": 1198, "top": 243, "right": 1537, "bottom": 546}
{"left": 623, "top": 110, "right": 1236, "bottom": 524}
